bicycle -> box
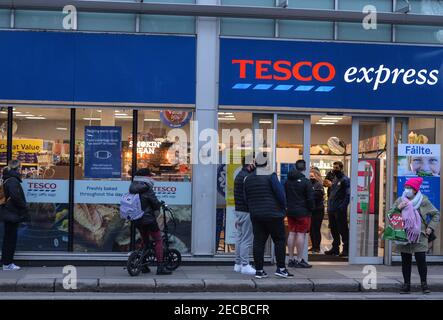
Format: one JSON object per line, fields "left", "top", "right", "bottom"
{"left": 126, "top": 203, "right": 182, "bottom": 276}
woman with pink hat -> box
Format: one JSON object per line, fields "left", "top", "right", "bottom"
{"left": 392, "top": 177, "right": 440, "bottom": 294}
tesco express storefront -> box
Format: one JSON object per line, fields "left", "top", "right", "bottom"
{"left": 0, "top": 29, "right": 442, "bottom": 264}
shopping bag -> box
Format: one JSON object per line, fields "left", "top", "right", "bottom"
{"left": 382, "top": 208, "right": 408, "bottom": 243}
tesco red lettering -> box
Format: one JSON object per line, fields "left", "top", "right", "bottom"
{"left": 232, "top": 59, "right": 336, "bottom": 82}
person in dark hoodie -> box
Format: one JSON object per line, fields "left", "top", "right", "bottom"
{"left": 285, "top": 160, "right": 314, "bottom": 268}
{"left": 325, "top": 161, "right": 350, "bottom": 257}
{"left": 129, "top": 168, "right": 171, "bottom": 275}
{"left": 1, "top": 160, "right": 29, "bottom": 271}
{"left": 309, "top": 167, "right": 325, "bottom": 254}
{"left": 233, "top": 155, "right": 256, "bottom": 275}
{"left": 244, "top": 152, "right": 293, "bottom": 279}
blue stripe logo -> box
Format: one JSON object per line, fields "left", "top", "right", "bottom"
{"left": 232, "top": 83, "right": 335, "bottom": 93}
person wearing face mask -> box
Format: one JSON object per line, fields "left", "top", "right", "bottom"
{"left": 1, "top": 160, "right": 29, "bottom": 271}
{"left": 325, "top": 161, "right": 350, "bottom": 257}
{"left": 309, "top": 168, "right": 325, "bottom": 254}
{"left": 392, "top": 177, "right": 439, "bottom": 294}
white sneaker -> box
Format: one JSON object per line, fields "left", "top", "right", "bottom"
{"left": 3, "top": 264, "right": 21, "bottom": 271}
{"left": 234, "top": 264, "right": 242, "bottom": 272}
{"left": 241, "top": 264, "right": 256, "bottom": 275}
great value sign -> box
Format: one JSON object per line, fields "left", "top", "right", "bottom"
{"left": 220, "top": 39, "right": 443, "bottom": 111}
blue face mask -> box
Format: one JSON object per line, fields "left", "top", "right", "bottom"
{"left": 403, "top": 188, "right": 414, "bottom": 199}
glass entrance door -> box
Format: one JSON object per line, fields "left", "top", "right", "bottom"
{"left": 350, "top": 117, "right": 389, "bottom": 264}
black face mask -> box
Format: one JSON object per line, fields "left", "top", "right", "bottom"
{"left": 333, "top": 170, "right": 343, "bottom": 178}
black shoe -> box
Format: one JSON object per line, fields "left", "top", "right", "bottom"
{"left": 400, "top": 283, "right": 411, "bottom": 294}
{"left": 339, "top": 251, "right": 349, "bottom": 257}
{"left": 325, "top": 248, "right": 339, "bottom": 256}
{"left": 141, "top": 266, "right": 151, "bottom": 274}
{"left": 275, "top": 268, "right": 294, "bottom": 278}
{"left": 255, "top": 270, "right": 268, "bottom": 279}
{"left": 288, "top": 259, "right": 297, "bottom": 268}
{"left": 298, "top": 259, "right": 313, "bottom": 269}
{"left": 421, "top": 282, "right": 431, "bottom": 294}
{"left": 156, "top": 264, "right": 172, "bottom": 275}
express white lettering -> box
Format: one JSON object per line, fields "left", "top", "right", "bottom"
{"left": 343, "top": 64, "right": 439, "bottom": 90}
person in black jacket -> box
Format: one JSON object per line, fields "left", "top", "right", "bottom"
{"left": 129, "top": 168, "right": 171, "bottom": 275}
{"left": 1, "top": 160, "right": 28, "bottom": 271}
{"left": 285, "top": 160, "right": 314, "bottom": 269}
{"left": 233, "top": 156, "right": 256, "bottom": 275}
{"left": 309, "top": 167, "right": 325, "bottom": 254}
{"left": 325, "top": 161, "right": 350, "bottom": 257}
{"left": 244, "top": 152, "right": 293, "bottom": 279}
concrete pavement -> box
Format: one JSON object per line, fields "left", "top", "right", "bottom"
{"left": 1, "top": 263, "right": 443, "bottom": 294}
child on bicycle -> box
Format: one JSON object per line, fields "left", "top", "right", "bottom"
{"left": 129, "top": 168, "right": 172, "bottom": 275}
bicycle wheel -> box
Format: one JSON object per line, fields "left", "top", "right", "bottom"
{"left": 164, "top": 249, "right": 181, "bottom": 271}
{"left": 127, "top": 251, "right": 143, "bottom": 277}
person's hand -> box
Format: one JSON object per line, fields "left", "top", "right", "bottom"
{"left": 426, "top": 228, "right": 433, "bottom": 235}
{"left": 397, "top": 201, "right": 408, "bottom": 210}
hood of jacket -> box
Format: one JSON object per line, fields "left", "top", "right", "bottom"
{"left": 2, "top": 168, "right": 22, "bottom": 182}
{"left": 288, "top": 169, "right": 305, "bottom": 181}
{"left": 129, "top": 176, "right": 154, "bottom": 194}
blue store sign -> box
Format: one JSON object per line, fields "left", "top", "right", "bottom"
{"left": 220, "top": 38, "right": 443, "bottom": 112}
{"left": 0, "top": 31, "right": 196, "bottom": 105}
{"left": 84, "top": 126, "right": 122, "bottom": 179}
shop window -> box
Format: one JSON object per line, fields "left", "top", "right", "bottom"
{"left": 337, "top": 0, "right": 392, "bottom": 42}
{"left": 0, "top": 9, "right": 9, "bottom": 28}
{"left": 278, "top": 0, "right": 334, "bottom": 40}
{"left": 216, "top": 112, "right": 253, "bottom": 254}
{"left": 5, "top": 107, "right": 71, "bottom": 252}
{"left": 136, "top": 110, "right": 193, "bottom": 254}
{"left": 221, "top": 18, "right": 275, "bottom": 37}
{"left": 0, "top": 107, "right": 8, "bottom": 169}
{"left": 74, "top": 108, "right": 133, "bottom": 253}
{"left": 395, "top": 0, "right": 443, "bottom": 44}
{"left": 140, "top": 15, "right": 195, "bottom": 34}
{"left": 393, "top": 117, "right": 442, "bottom": 256}
{"left": 78, "top": 13, "right": 136, "bottom": 32}
{"left": 14, "top": 10, "right": 64, "bottom": 30}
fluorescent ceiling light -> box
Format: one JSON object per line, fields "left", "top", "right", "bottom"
{"left": 316, "top": 122, "right": 335, "bottom": 125}
{"left": 97, "top": 110, "right": 102, "bottom": 113}
{"left": 115, "top": 113, "right": 128, "bottom": 116}
{"left": 0, "top": 111, "right": 7, "bottom": 114}
{"left": 56, "top": 127, "right": 68, "bottom": 131}
{"left": 115, "top": 116, "right": 132, "bottom": 119}
{"left": 322, "top": 117, "right": 343, "bottom": 120}
{"left": 114, "top": 110, "right": 120, "bottom": 113}
{"left": 318, "top": 119, "right": 339, "bottom": 122}
{"left": 259, "top": 120, "right": 272, "bottom": 124}
{"left": 144, "top": 118, "right": 160, "bottom": 122}
{"left": 15, "top": 114, "right": 35, "bottom": 117}
{"left": 218, "top": 118, "right": 236, "bottom": 121}
{"left": 83, "top": 117, "right": 101, "bottom": 121}
{"left": 13, "top": 111, "right": 21, "bottom": 114}
{"left": 26, "top": 117, "right": 46, "bottom": 120}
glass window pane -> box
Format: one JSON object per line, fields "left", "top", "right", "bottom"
{"left": 140, "top": 15, "right": 195, "bottom": 34}
{"left": 395, "top": 0, "right": 443, "bottom": 44}
{"left": 338, "top": 0, "right": 392, "bottom": 11}
{"left": 288, "top": 0, "right": 334, "bottom": 9}
{"left": 144, "top": 0, "right": 195, "bottom": 3}
{"left": 0, "top": 9, "right": 9, "bottom": 28}
{"left": 221, "top": 18, "right": 275, "bottom": 37}
{"left": 78, "top": 13, "right": 136, "bottom": 32}
{"left": 0, "top": 108, "right": 8, "bottom": 169}
{"left": 15, "top": 10, "right": 64, "bottom": 30}
{"left": 338, "top": 23, "right": 391, "bottom": 42}
{"left": 279, "top": 21, "right": 334, "bottom": 39}
{"left": 9, "top": 107, "right": 71, "bottom": 251}
{"left": 222, "top": 0, "right": 275, "bottom": 6}
{"left": 74, "top": 108, "right": 133, "bottom": 253}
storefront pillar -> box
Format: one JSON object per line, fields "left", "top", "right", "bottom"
{"left": 191, "top": 2, "right": 219, "bottom": 256}
{"left": 384, "top": 117, "right": 396, "bottom": 265}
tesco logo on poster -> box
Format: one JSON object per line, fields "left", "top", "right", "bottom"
{"left": 27, "top": 182, "right": 57, "bottom": 190}
{"left": 153, "top": 186, "right": 177, "bottom": 193}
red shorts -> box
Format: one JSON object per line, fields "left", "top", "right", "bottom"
{"left": 287, "top": 216, "right": 311, "bottom": 233}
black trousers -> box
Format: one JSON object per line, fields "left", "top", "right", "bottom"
{"left": 1, "top": 222, "right": 19, "bottom": 265}
{"left": 251, "top": 216, "right": 286, "bottom": 270}
{"left": 310, "top": 211, "right": 324, "bottom": 250}
{"left": 401, "top": 252, "right": 427, "bottom": 284}
{"left": 328, "top": 209, "right": 349, "bottom": 252}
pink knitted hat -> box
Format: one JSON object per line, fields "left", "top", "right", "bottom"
{"left": 404, "top": 177, "right": 423, "bottom": 192}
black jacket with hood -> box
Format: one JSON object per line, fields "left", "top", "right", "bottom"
{"left": 285, "top": 170, "right": 315, "bottom": 217}
{"left": 234, "top": 165, "right": 251, "bottom": 212}
{"left": 129, "top": 176, "right": 162, "bottom": 224}
{"left": 1, "top": 168, "right": 28, "bottom": 223}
